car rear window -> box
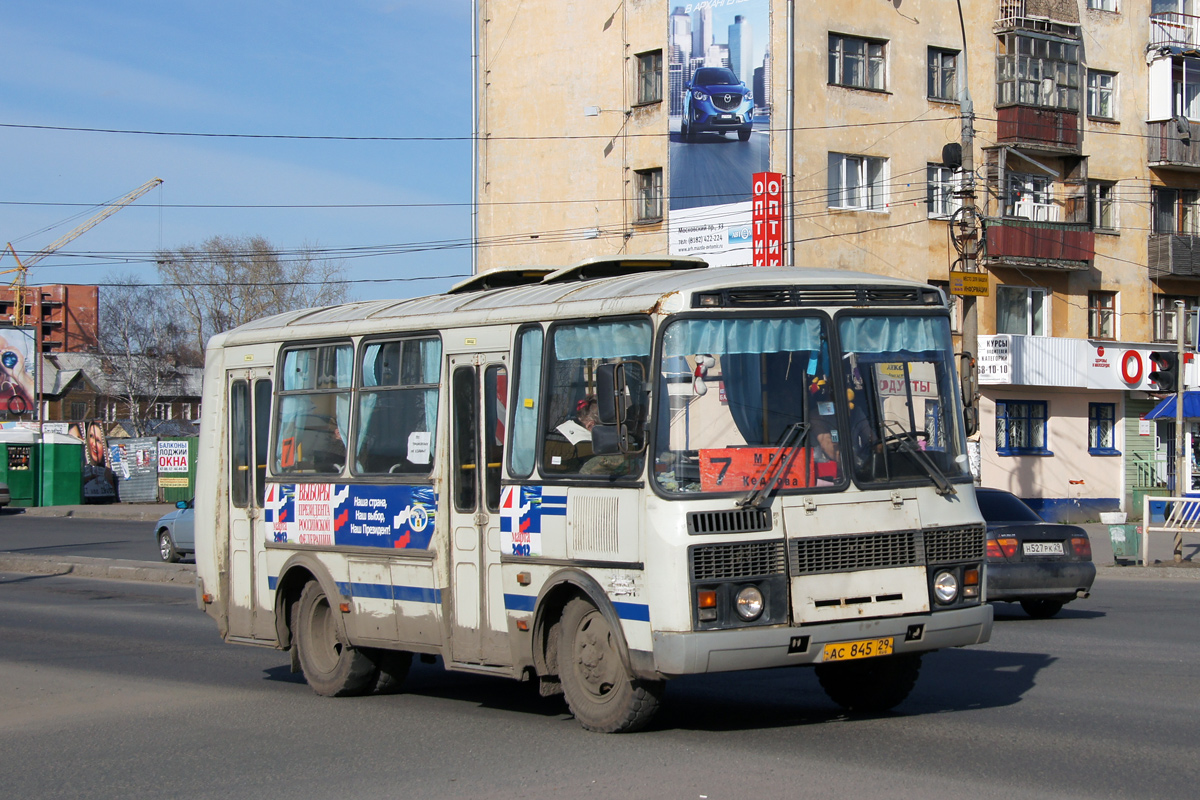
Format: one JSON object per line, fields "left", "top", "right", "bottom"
{"left": 977, "top": 490, "right": 1043, "bottom": 523}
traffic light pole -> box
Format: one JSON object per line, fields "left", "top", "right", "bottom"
{"left": 1175, "top": 300, "right": 1185, "bottom": 562}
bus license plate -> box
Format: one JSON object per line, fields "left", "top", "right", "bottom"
{"left": 1023, "top": 541, "right": 1064, "bottom": 556}
{"left": 822, "top": 637, "right": 894, "bottom": 663}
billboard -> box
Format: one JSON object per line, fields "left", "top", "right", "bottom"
{"left": 668, "top": 0, "right": 771, "bottom": 265}
{"left": 0, "top": 327, "right": 36, "bottom": 416}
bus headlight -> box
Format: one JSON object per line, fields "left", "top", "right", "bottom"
{"left": 734, "top": 585, "right": 764, "bottom": 621}
{"left": 933, "top": 570, "right": 959, "bottom": 604}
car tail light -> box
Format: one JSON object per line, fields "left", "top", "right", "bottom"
{"left": 987, "top": 537, "right": 1018, "bottom": 558}
{"left": 1070, "top": 536, "right": 1092, "bottom": 559}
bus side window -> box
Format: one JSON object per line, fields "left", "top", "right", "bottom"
{"left": 484, "top": 364, "right": 507, "bottom": 512}
{"left": 354, "top": 337, "right": 441, "bottom": 475}
{"left": 508, "top": 326, "right": 543, "bottom": 479}
{"left": 230, "top": 380, "right": 250, "bottom": 508}
{"left": 274, "top": 343, "right": 351, "bottom": 475}
{"left": 253, "top": 379, "right": 272, "bottom": 506}
{"left": 452, "top": 367, "right": 478, "bottom": 512}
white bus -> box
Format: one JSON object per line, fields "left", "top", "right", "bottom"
{"left": 195, "top": 258, "right": 992, "bottom": 733}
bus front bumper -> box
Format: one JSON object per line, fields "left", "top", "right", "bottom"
{"left": 648, "top": 604, "right": 993, "bottom": 678}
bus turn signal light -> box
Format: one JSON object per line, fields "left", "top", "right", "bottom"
{"left": 963, "top": 567, "right": 980, "bottom": 598}
{"left": 697, "top": 589, "right": 718, "bottom": 622}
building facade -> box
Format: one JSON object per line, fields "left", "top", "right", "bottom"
{"left": 474, "top": 0, "right": 1200, "bottom": 519}
{"left": 0, "top": 284, "right": 100, "bottom": 353}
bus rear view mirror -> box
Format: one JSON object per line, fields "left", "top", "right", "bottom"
{"left": 596, "top": 363, "right": 628, "bottom": 426}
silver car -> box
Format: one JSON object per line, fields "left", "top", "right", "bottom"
{"left": 155, "top": 499, "right": 195, "bottom": 562}
{"left": 0, "top": 480, "right": 9, "bottom": 507}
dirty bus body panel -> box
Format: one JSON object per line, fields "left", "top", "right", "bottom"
{"left": 194, "top": 260, "right": 992, "bottom": 732}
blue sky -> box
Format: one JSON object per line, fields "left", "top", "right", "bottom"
{"left": 1, "top": 1, "right": 473, "bottom": 300}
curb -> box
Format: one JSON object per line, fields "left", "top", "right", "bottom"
{"left": 0, "top": 554, "right": 196, "bottom": 585}
{"left": 3, "top": 505, "right": 174, "bottom": 523}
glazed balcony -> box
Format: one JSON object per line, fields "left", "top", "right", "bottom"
{"left": 1150, "top": 12, "right": 1200, "bottom": 49}
{"left": 1149, "top": 233, "right": 1200, "bottom": 279}
{"left": 984, "top": 219, "right": 1094, "bottom": 271}
{"left": 1148, "top": 119, "right": 1200, "bottom": 170}
{"left": 996, "top": 106, "right": 1080, "bottom": 153}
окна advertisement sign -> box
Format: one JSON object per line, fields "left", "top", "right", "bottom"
{"left": 668, "top": 1, "right": 770, "bottom": 265}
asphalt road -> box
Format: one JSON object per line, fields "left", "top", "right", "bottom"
{"left": 1, "top": 568, "right": 1197, "bottom": 799}
{"left": 668, "top": 119, "right": 770, "bottom": 211}
{"left": 0, "top": 511, "right": 184, "bottom": 563}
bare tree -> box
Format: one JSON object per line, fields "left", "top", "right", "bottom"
{"left": 156, "top": 235, "right": 349, "bottom": 356}
{"left": 98, "top": 273, "right": 195, "bottom": 437}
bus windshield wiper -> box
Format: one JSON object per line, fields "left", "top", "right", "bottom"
{"left": 882, "top": 423, "right": 956, "bottom": 496}
{"left": 740, "top": 422, "right": 809, "bottom": 510}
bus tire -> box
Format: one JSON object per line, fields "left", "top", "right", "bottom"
{"left": 559, "top": 597, "right": 662, "bottom": 733}
{"left": 815, "top": 653, "right": 922, "bottom": 713}
{"left": 294, "top": 581, "right": 379, "bottom": 697}
{"left": 368, "top": 649, "right": 413, "bottom": 694}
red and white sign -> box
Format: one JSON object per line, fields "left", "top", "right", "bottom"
{"left": 752, "top": 172, "right": 783, "bottom": 266}
{"left": 1088, "top": 343, "right": 1195, "bottom": 390}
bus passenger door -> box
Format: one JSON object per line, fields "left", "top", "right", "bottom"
{"left": 446, "top": 354, "right": 510, "bottom": 666}
{"left": 227, "top": 370, "right": 274, "bottom": 640}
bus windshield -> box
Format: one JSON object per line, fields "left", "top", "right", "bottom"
{"left": 653, "top": 315, "right": 844, "bottom": 494}
{"left": 837, "top": 313, "right": 969, "bottom": 491}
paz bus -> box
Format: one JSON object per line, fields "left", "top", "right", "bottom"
{"left": 194, "top": 258, "right": 992, "bottom": 733}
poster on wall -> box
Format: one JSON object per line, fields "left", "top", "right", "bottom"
{"left": 668, "top": 0, "right": 771, "bottom": 266}
{"left": 0, "top": 327, "right": 36, "bottom": 416}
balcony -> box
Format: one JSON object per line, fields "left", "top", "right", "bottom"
{"left": 996, "top": 106, "right": 1079, "bottom": 152}
{"left": 984, "top": 219, "right": 1094, "bottom": 271}
{"left": 1150, "top": 12, "right": 1200, "bottom": 49}
{"left": 1148, "top": 233, "right": 1200, "bottom": 279}
{"left": 1148, "top": 120, "right": 1200, "bottom": 170}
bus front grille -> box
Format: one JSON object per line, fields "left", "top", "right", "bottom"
{"left": 789, "top": 531, "right": 920, "bottom": 575}
{"left": 691, "top": 540, "right": 787, "bottom": 581}
{"left": 923, "top": 524, "right": 986, "bottom": 563}
{"left": 687, "top": 508, "right": 771, "bottom": 535}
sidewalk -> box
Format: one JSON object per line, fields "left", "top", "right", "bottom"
{"left": 8, "top": 503, "right": 176, "bottom": 522}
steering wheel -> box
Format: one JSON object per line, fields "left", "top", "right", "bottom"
{"left": 883, "top": 429, "right": 928, "bottom": 449}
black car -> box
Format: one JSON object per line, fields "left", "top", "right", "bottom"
{"left": 978, "top": 488, "right": 1096, "bottom": 618}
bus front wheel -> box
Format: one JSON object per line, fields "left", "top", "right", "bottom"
{"left": 294, "top": 581, "right": 379, "bottom": 697}
{"left": 558, "top": 597, "right": 663, "bottom": 733}
{"left": 815, "top": 652, "right": 922, "bottom": 713}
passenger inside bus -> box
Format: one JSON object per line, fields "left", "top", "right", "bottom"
{"left": 544, "top": 396, "right": 598, "bottom": 473}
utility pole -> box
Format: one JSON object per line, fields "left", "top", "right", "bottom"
{"left": 953, "top": 0, "right": 982, "bottom": 444}
{"left": 1174, "top": 299, "right": 1185, "bottom": 562}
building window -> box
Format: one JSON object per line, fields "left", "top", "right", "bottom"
{"left": 829, "top": 34, "right": 886, "bottom": 91}
{"left": 635, "top": 168, "right": 663, "bottom": 222}
{"left": 997, "top": 286, "right": 1048, "bottom": 336}
{"left": 1088, "top": 403, "right": 1119, "bottom": 456}
{"left": 637, "top": 50, "right": 663, "bottom": 105}
{"left": 996, "top": 400, "right": 1051, "bottom": 455}
{"left": 1089, "top": 181, "right": 1117, "bottom": 231}
{"left": 1087, "top": 70, "right": 1116, "bottom": 118}
{"left": 828, "top": 153, "right": 887, "bottom": 210}
{"left": 1087, "top": 0, "right": 1117, "bottom": 10}
{"left": 1089, "top": 291, "right": 1117, "bottom": 340}
{"left": 182, "top": 403, "right": 194, "bottom": 420}
{"left": 70, "top": 401, "right": 87, "bottom": 420}
{"left": 928, "top": 48, "right": 959, "bottom": 102}
{"left": 1006, "top": 173, "right": 1056, "bottom": 221}
{"left": 154, "top": 403, "right": 172, "bottom": 420}
{"left": 1152, "top": 186, "right": 1200, "bottom": 233}
{"left": 1171, "top": 56, "right": 1200, "bottom": 121}
{"left": 927, "top": 164, "right": 961, "bottom": 218}
{"left": 996, "top": 32, "right": 1081, "bottom": 111}
{"left": 1153, "top": 294, "right": 1199, "bottom": 345}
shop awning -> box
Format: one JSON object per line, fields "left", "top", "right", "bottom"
{"left": 1144, "top": 391, "right": 1200, "bottom": 420}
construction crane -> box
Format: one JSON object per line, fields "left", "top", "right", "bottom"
{"left": 1, "top": 177, "right": 163, "bottom": 326}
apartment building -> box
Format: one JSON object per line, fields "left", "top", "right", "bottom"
{"left": 474, "top": 0, "right": 1200, "bottom": 519}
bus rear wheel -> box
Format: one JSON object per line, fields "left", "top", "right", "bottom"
{"left": 815, "top": 653, "right": 922, "bottom": 713}
{"left": 558, "top": 597, "right": 663, "bottom": 733}
{"left": 294, "top": 581, "right": 379, "bottom": 697}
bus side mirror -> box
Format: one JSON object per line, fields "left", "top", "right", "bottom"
{"left": 596, "top": 363, "right": 628, "bottom": 426}
{"left": 595, "top": 362, "right": 647, "bottom": 454}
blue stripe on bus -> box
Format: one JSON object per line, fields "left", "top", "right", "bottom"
{"left": 504, "top": 593, "right": 537, "bottom": 612}
{"left": 613, "top": 601, "right": 650, "bottom": 622}
{"left": 267, "top": 578, "right": 440, "bottom": 604}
